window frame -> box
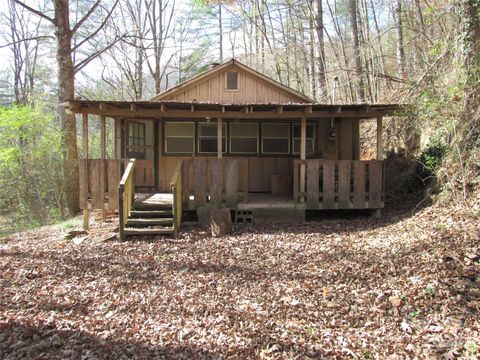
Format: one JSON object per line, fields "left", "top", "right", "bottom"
{"left": 126, "top": 121, "right": 149, "bottom": 159}
{"left": 164, "top": 121, "right": 195, "bottom": 154}
{"left": 127, "top": 121, "right": 146, "bottom": 147}
{"left": 197, "top": 121, "right": 228, "bottom": 154}
{"left": 229, "top": 122, "right": 259, "bottom": 154}
{"left": 292, "top": 122, "right": 316, "bottom": 155}
{"left": 225, "top": 71, "right": 240, "bottom": 91}
{"left": 261, "top": 122, "right": 291, "bottom": 154}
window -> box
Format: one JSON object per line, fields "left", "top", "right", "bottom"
{"left": 128, "top": 122, "right": 145, "bottom": 146}
{"left": 292, "top": 123, "right": 316, "bottom": 155}
{"left": 164, "top": 122, "right": 195, "bottom": 153}
{"left": 127, "top": 122, "right": 146, "bottom": 159}
{"left": 198, "top": 122, "right": 227, "bottom": 153}
{"left": 262, "top": 123, "right": 290, "bottom": 154}
{"left": 230, "top": 123, "right": 258, "bottom": 153}
{"left": 226, "top": 71, "right": 239, "bottom": 90}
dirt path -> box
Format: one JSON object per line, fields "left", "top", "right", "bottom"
{"left": 1, "top": 196, "right": 479, "bottom": 359}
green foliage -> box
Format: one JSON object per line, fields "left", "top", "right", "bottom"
{"left": 424, "top": 286, "right": 435, "bottom": 297}
{"left": 179, "top": 45, "right": 211, "bottom": 82}
{"left": 192, "top": 0, "right": 217, "bottom": 16}
{"left": 417, "top": 138, "right": 446, "bottom": 177}
{"left": 56, "top": 218, "right": 81, "bottom": 230}
{"left": 465, "top": 341, "right": 478, "bottom": 355}
{"left": 0, "top": 105, "right": 63, "bottom": 235}
{"left": 407, "top": 28, "right": 480, "bottom": 199}
{"left": 409, "top": 309, "right": 420, "bottom": 319}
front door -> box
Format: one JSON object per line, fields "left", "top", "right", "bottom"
{"left": 125, "top": 120, "right": 155, "bottom": 189}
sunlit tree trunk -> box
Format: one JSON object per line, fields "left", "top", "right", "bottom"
{"left": 55, "top": 0, "right": 79, "bottom": 216}
{"left": 349, "top": 0, "right": 365, "bottom": 102}
{"left": 15, "top": 0, "right": 120, "bottom": 216}
{"left": 370, "top": 0, "right": 391, "bottom": 92}
{"left": 395, "top": 0, "right": 406, "bottom": 80}
{"left": 314, "top": 0, "right": 327, "bottom": 101}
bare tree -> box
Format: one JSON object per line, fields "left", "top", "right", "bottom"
{"left": 395, "top": 0, "right": 406, "bottom": 80}
{"left": 143, "top": 0, "right": 176, "bottom": 95}
{"left": 0, "top": 0, "right": 51, "bottom": 104}
{"left": 370, "top": 0, "right": 392, "bottom": 93}
{"left": 313, "top": 0, "right": 327, "bottom": 101}
{"left": 13, "top": 0, "right": 121, "bottom": 216}
{"left": 349, "top": 0, "right": 366, "bottom": 102}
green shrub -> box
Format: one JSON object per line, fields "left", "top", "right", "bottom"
{"left": 0, "top": 105, "right": 64, "bottom": 234}
{"left": 417, "top": 139, "right": 447, "bottom": 179}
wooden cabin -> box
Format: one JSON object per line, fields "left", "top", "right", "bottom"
{"left": 65, "top": 59, "right": 401, "bottom": 239}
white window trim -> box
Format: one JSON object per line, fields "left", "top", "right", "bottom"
{"left": 229, "top": 122, "right": 259, "bottom": 154}
{"left": 164, "top": 121, "right": 195, "bottom": 154}
{"left": 292, "top": 122, "right": 316, "bottom": 155}
{"left": 197, "top": 122, "right": 227, "bottom": 154}
{"left": 261, "top": 123, "right": 291, "bottom": 154}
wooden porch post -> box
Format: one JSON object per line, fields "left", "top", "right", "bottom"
{"left": 114, "top": 117, "right": 120, "bottom": 159}
{"left": 300, "top": 115, "right": 307, "bottom": 201}
{"left": 375, "top": 115, "right": 383, "bottom": 218}
{"left": 217, "top": 116, "right": 223, "bottom": 159}
{"left": 100, "top": 115, "right": 106, "bottom": 221}
{"left": 376, "top": 116, "right": 383, "bottom": 160}
{"left": 82, "top": 114, "right": 89, "bottom": 230}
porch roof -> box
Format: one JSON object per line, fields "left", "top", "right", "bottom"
{"left": 64, "top": 100, "right": 404, "bottom": 119}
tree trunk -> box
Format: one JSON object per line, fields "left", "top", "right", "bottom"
{"left": 219, "top": 4, "right": 223, "bottom": 62}
{"left": 155, "top": 0, "right": 163, "bottom": 94}
{"left": 370, "top": 0, "right": 391, "bottom": 92}
{"left": 414, "top": 0, "right": 425, "bottom": 32}
{"left": 309, "top": 16, "right": 316, "bottom": 99}
{"left": 357, "top": 0, "right": 372, "bottom": 102}
{"left": 349, "top": 0, "right": 365, "bottom": 102}
{"left": 395, "top": 0, "right": 406, "bottom": 80}
{"left": 462, "top": 0, "right": 480, "bottom": 66}
{"left": 327, "top": 0, "right": 354, "bottom": 102}
{"left": 314, "top": 0, "right": 327, "bottom": 101}
{"left": 56, "top": 0, "right": 79, "bottom": 216}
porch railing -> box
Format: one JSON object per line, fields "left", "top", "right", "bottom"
{"left": 170, "top": 160, "right": 183, "bottom": 238}
{"left": 180, "top": 158, "right": 248, "bottom": 210}
{"left": 293, "top": 159, "right": 385, "bottom": 209}
{"left": 79, "top": 159, "right": 122, "bottom": 211}
{"left": 118, "top": 159, "right": 136, "bottom": 241}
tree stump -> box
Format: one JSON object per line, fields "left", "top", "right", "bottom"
{"left": 211, "top": 209, "right": 232, "bottom": 237}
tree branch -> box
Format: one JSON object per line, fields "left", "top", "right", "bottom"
{"left": 73, "top": 34, "right": 125, "bottom": 73}
{"left": 71, "top": 0, "right": 120, "bottom": 53}
{"left": 71, "top": 0, "right": 102, "bottom": 35}
{"left": 0, "top": 35, "right": 54, "bottom": 48}
{"left": 12, "top": 0, "right": 55, "bottom": 24}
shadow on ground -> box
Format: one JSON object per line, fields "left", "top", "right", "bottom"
{"left": 0, "top": 321, "right": 221, "bottom": 360}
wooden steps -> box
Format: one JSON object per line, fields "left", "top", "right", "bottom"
{"left": 123, "top": 227, "right": 174, "bottom": 236}
{"left": 130, "top": 210, "right": 172, "bottom": 217}
{"left": 123, "top": 193, "right": 175, "bottom": 238}
{"left": 126, "top": 218, "right": 173, "bottom": 226}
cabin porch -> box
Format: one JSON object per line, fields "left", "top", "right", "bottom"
{"left": 79, "top": 156, "right": 384, "bottom": 238}
{"left": 68, "top": 100, "right": 395, "bottom": 238}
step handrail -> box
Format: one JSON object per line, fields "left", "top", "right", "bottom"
{"left": 118, "top": 159, "right": 136, "bottom": 241}
{"left": 170, "top": 160, "right": 183, "bottom": 238}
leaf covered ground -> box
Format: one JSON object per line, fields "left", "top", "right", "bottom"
{"left": 1, "top": 194, "right": 479, "bottom": 359}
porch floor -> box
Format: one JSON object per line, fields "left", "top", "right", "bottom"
{"left": 238, "top": 192, "right": 303, "bottom": 210}
{"left": 135, "top": 192, "right": 301, "bottom": 210}
{"left": 134, "top": 193, "right": 173, "bottom": 206}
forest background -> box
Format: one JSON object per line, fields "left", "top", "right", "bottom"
{"left": 0, "top": 0, "right": 478, "bottom": 235}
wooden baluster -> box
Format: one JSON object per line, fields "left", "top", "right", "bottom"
{"left": 82, "top": 114, "right": 89, "bottom": 231}
{"left": 100, "top": 115, "right": 106, "bottom": 221}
